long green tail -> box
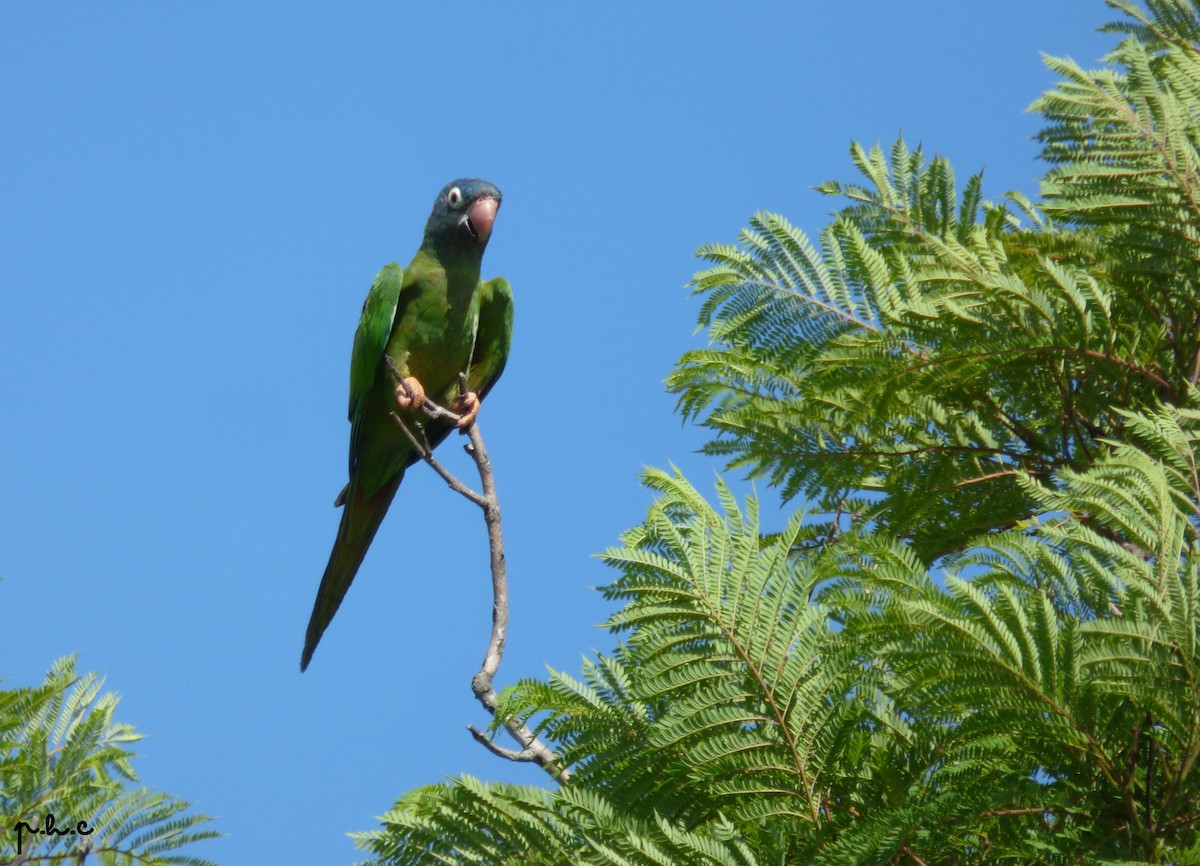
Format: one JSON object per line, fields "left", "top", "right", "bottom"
{"left": 301, "top": 472, "right": 403, "bottom": 671}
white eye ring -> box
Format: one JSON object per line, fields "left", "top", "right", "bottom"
{"left": 446, "top": 186, "right": 463, "bottom": 208}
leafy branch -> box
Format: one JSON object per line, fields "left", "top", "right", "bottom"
{"left": 0, "top": 659, "right": 218, "bottom": 866}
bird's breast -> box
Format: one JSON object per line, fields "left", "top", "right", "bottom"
{"left": 387, "top": 286, "right": 479, "bottom": 406}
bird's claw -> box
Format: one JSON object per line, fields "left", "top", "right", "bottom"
{"left": 451, "top": 391, "right": 480, "bottom": 430}
{"left": 395, "top": 376, "right": 426, "bottom": 413}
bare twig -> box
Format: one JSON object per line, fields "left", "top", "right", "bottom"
{"left": 388, "top": 370, "right": 570, "bottom": 783}
{"left": 389, "top": 412, "right": 488, "bottom": 507}
{"left": 466, "top": 724, "right": 545, "bottom": 762}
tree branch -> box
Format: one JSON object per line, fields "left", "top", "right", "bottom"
{"left": 388, "top": 409, "right": 487, "bottom": 508}
{"left": 388, "top": 375, "right": 570, "bottom": 784}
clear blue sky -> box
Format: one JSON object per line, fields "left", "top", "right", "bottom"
{"left": 2, "top": 3, "right": 1118, "bottom": 864}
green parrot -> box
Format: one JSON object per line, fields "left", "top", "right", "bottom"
{"left": 301, "top": 178, "right": 511, "bottom": 671}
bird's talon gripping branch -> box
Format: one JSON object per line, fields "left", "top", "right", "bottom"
{"left": 451, "top": 391, "right": 481, "bottom": 430}
{"left": 395, "top": 376, "right": 426, "bottom": 413}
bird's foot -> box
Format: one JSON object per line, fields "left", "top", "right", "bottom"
{"left": 451, "top": 391, "right": 480, "bottom": 430}
{"left": 395, "top": 376, "right": 426, "bottom": 413}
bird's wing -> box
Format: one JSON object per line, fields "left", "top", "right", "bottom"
{"left": 467, "top": 276, "right": 513, "bottom": 400}
{"left": 347, "top": 262, "right": 404, "bottom": 475}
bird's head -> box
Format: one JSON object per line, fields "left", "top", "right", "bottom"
{"left": 423, "top": 178, "right": 502, "bottom": 251}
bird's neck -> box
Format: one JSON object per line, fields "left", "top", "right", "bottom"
{"left": 412, "top": 244, "right": 483, "bottom": 307}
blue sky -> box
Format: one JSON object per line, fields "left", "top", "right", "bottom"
{"left": 2, "top": 3, "right": 1118, "bottom": 864}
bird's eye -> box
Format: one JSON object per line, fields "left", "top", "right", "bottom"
{"left": 446, "top": 187, "right": 463, "bottom": 208}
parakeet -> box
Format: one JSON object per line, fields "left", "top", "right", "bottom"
{"left": 301, "top": 178, "right": 511, "bottom": 671}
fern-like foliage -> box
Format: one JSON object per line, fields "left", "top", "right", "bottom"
{"left": 669, "top": 1, "right": 1200, "bottom": 560}
{"left": 596, "top": 469, "right": 863, "bottom": 827}
{"left": 364, "top": 427, "right": 1200, "bottom": 862}
{"left": 0, "top": 657, "right": 219, "bottom": 866}
{"left": 844, "top": 397, "right": 1200, "bottom": 859}
{"left": 1036, "top": 0, "right": 1200, "bottom": 293}
{"left": 355, "top": 777, "right": 779, "bottom": 866}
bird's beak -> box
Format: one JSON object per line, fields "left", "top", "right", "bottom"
{"left": 463, "top": 195, "right": 499, "bottom": 245}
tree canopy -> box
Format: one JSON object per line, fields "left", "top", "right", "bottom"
{"left": 356, "top": 1, "right": 1200, "bottom": 863}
